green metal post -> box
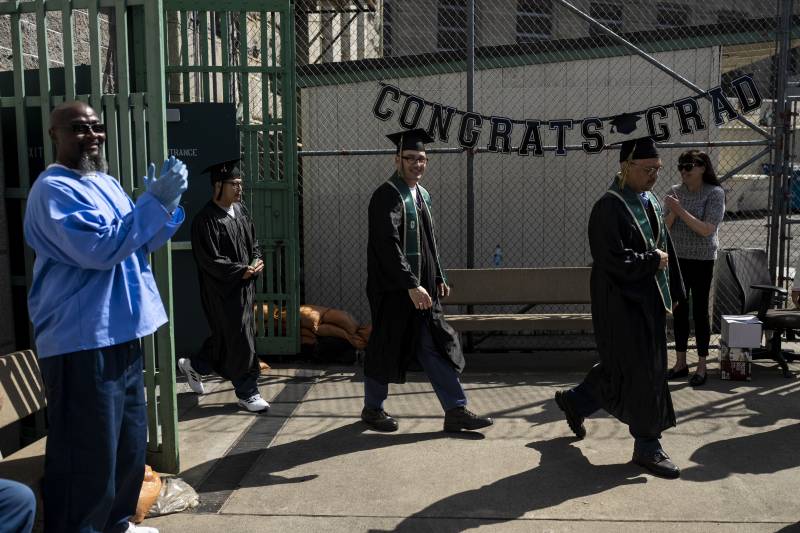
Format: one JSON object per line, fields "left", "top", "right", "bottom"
{"left": 144, "top": 0, "right": 179, "bottom": 474}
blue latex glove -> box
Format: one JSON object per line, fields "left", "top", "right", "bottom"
{"left": 143, "top": 155, "right": 188, "bottom": 213}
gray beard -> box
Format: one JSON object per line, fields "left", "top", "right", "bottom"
{"left": 77, "top": 151, "right": 108, "bottom": 174}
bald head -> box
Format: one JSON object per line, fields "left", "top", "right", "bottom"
{"left": 50, "top": 100, "right": 94, "bottom": 128}
{"left": 49, "top": 100, "right": 107, "bottom": 173}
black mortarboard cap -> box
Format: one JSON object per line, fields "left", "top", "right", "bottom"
{"left": 608, "top": 112, "right": 642, "bottom": 134}
{"left": 618, "top": 136, "right": 659, "bottom": 162}
{"left": 201, "top": 158, "right": 241, "bottom": 185}
{"left": 386, "top": 128, "right": 435, "bottom": 153}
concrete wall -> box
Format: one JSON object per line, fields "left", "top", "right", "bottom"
{"left": 300, "top": 47, "right": 723, "bottom": 320}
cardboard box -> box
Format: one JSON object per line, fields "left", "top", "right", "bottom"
{"left": 720, "top": 315, "right": 763, "bottom": 348}
{"left": 719, "top": 341, "right": 752, "bottom": 381}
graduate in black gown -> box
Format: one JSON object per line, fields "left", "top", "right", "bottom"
{"left": 177, "top": 158, "right": 270, "bottom": 413}
{"left": 361, "top": 128, "right": 493, "bottom": 433}
{"left": 555, "top": 137, "right": 686, "bottom": 478}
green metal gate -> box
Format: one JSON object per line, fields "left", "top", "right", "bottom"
{"left": 0, "top": 0, "right": 179, "bottom": 473}
{"left": 163, "top": 0, "right": 300, "bottom": 355}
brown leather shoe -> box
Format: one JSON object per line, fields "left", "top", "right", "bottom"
{"left": 555, "top": 390, "right": 586, "bottom": 439}
{"left": 632, "top": 449, "right": 681, "bottom": 479}
{"left": 361, "top": 407, "right": 398, "bottom": 432}
{"left": 444, "top": 407, "right": 493, "bottom": 432}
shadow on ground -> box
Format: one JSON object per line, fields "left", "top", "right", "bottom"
{"left": 370, "top": 437, "right": 646, "bottom": 532}
{"left": 180, "top": 421, "right": 485, "bottom": 494}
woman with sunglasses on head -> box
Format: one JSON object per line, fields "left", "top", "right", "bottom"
{"left": 663, "top": 150, "right": 726, "bottom": 387}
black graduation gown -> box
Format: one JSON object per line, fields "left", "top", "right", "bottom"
{"left": 365, "top": 181, "right": 464, "bottom": 384}
{"left": 191, "top": 201, "right": 262, "bottom": 380}
{"left": 582, "top": 191, "right": 685, "bottom": 438}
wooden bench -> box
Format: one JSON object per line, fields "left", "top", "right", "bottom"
{"left": 0, "top": 349, "right": 47, "bottom": 528}
{"left": 442, "top": 267, "right": 593, "bottom": 333}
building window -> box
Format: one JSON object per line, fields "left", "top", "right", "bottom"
{"left": 516, "top": 0, "right": 552, "bottom": 43}
{"left": 657, "top": 2, "right": 689, "bottom": 29}
{"left": 589, "top": 2, "right": 622, "bottom": 36}
{"left": 383, "top": 0, "right": 393, "bottom": 57}
{"left": 437, "top": 0, "right": 467, "bottom": 51}
{"left": 588, "top": 2, "right": 622, "bottom": 37}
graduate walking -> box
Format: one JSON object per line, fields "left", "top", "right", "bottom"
{"left": 555, "top": 137, "right": 686, "bottom": 478}
{"left": 178, "top": 159, "right": 269, "bottom": 413}
{"left": 362, "top": 128, "right": 493, "bottom": 433}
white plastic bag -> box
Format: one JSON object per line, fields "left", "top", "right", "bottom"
{"left": 147, "top": 477, "right": 199, "bottom": 517}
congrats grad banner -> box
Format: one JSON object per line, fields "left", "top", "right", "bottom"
{"left": 372, "top": 74, "right": 763, "bottom": 156}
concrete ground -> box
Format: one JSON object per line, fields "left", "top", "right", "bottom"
{"left": 146, "top": 349, "right": 800, "bottom": 533}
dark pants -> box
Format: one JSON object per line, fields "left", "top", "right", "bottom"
{"left": 0, "top": 478, "right": 35, "bottom": 533}
{"left": 188, "top": 357, "right": 259, "bottom": 400}
{"left": 673, "top": 258, "right": 715, "bottom": 357}
{"left": 569, "top": 381, "right": 661, "bottom": 454}
{"left": 365, "top": 322, "right": 467, "bottom": 412}
{"left": 39, "top": 341, "right": 147, "bottom": 533}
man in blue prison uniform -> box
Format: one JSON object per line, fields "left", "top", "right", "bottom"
{"left": 24, "top": 101, "right": 188, "bottom": 533}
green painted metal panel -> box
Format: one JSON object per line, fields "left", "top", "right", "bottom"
{"left": 35, "top": 2, "right": 53, "bottom": 166}
{"left": 199, "top": 12, "right": 210, "bottom": 101}
{"left": 1, "top": 0, "right": 179, "bottom": 473}
{"left": 102, "top": 94, "right": 121, "bottom": 181}
{"left": 162, "top": 1, "right": 300, "bottom": 356}
{"left": 144, "top": 0, "right": 180, "bottom": 475}
{"left": 61, "top": 4, "right": 76, "bottom": 100}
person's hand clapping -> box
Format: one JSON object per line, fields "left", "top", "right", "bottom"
{"left": 144, "top": 155, "right": 188, "bottom": 213}
{"left": 663, "top": 194, "right": 681, "bottom": 214}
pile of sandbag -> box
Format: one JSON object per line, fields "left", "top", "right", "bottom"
{"left": 134, "top": 465, "right": 162, "bottom": 523}
{"left": 300, "top": 305, "right": 371, "bottom": 350}
{"left": 259, "top": 303, "right": 287, "bottom": 336}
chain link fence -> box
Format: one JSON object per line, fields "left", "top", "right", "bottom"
{"left": 295, "top": 0, "right": 800, "bottom": 351}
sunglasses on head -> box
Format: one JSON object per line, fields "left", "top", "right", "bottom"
{"left": 69, "top": 122, "right": 106, "bottom": 135}
{"left": 677, "top": 161, "right": 703, "bottom": 172}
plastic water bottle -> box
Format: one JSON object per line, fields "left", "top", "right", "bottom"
{"left": 493, "top": 245, "right": 503, "bottom": 267}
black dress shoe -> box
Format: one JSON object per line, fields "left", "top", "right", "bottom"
{"left": 554, "top": 390, "right": 586, "bottom": 439}
{"left": 632, "top": 449, "right": 681, "bottom": 479}
{"left": 689, "top": 372, "right": 707, "bottom": 387}
{"left": 667, "top": 366, "right": 689, "bottom": 380}
{"left": 361, "top": 407, "right": 398, "bottom": 432}
{"left": 443, "top": 407, "right": 493, "bottom": 432}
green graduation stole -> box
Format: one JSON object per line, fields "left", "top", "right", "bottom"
{"left": 607, "top": 178, "right": 673, "bottom": 312}
{"left": 386, "top": 173, "right": 447, "bottom": 284}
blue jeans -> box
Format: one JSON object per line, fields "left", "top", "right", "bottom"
{"left": 39, "top": 340, "right": 146, "bottom": 533}
{"left": 0, "top": 478, "right": 35, "bottom": 533}
{"left": 365, "top": 322, "right": 467, "bottom": 412}
{"left": 188, "top": 357, "right": 259, "bottom": 399}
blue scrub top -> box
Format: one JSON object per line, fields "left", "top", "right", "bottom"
{"left": 24, "top": 164, "right": 184, "bottom": 358}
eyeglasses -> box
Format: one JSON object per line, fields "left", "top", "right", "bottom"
{"left": 401, "top": 156, "right": 429, "bottom": 165}
{"left": 629, "top": 162, "right": 662, "bottom": 176}
{"left": 677, "top": 162, "right": 703, "bottom": 172}
{"left": 67, "top": 122, "right": 106, "bottom": 135}
{"left": 222, "top": 181, "right": 244, "bottom": 190}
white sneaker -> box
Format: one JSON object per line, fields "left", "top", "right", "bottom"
{"left": 126, "top": 522, "right": 159, "bottom": 533}
{"left": 237, "top": 393, "right": 270, "bottom": 413}
{"left": 178, "top": 358, "right": 205, "bottom": 395}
